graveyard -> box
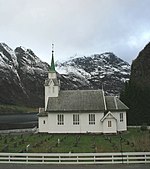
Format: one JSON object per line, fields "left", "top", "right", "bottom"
{"left": 0, "top": 128, "right": 149, "bottom": 153}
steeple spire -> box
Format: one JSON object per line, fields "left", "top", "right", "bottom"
{"left": 50, "top": 44, "right": 56, "bottom": 72}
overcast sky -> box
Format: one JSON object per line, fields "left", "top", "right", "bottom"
{"left": 1, "top": 0, "right": 150, "bottom": 64}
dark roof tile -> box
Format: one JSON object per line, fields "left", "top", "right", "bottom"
{"left": 105, "top": 96, "right": 129, "bottom": 111}
{"left": 46, "top": 90, "right": 129, "bottom": 112}
{"left": 47, "top": 90, "right": 105, "bottom": 111}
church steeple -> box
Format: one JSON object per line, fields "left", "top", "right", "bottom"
{"left": 50, "top": 44, "right": 56, "bottom": 72}
{"left": 45, "top": 44, "right": 60, "bottom": 110}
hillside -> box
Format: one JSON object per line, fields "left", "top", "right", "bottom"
{"left": 120, "top": 42, "right": 150, "bottom": 125}
{"left": 131, "top": 42, "right": 150, "bottom": 87}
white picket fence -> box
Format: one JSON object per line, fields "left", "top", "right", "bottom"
{"left": 0, "top": 152, "right": 150, "bottom": 164}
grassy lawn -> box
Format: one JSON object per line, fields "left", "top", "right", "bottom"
{"left": 0, "top": 105, "right": 37, "bottom": 114}
{"left": 0, "top": 128, "right": 150, "bottom": 153}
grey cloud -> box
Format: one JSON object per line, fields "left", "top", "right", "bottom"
{"left": 0, "top": 0, "right": 150, "bottom": 63}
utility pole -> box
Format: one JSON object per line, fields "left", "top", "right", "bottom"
{"left": 120, "top": 136, "right": 123, "bottom": 164}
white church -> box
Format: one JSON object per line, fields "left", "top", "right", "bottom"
{"left": 38, "top": 47, "right": 128, "bottom": 134}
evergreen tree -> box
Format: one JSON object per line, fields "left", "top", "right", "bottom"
{"left": 120, "top": 81, "right": 150, "bottom": 125}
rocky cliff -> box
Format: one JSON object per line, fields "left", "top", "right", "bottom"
{"left": 0, "top": 43, "right": 49, "bottom": 107}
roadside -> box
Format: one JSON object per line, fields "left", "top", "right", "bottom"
{"left": 0, "top": 164, "right": 150, "bottom": 169}
{"left": 0, "top": 127, "right": 37, "bottom": 134}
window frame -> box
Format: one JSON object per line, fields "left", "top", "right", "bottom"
{"left": 89, "top": 114, "right": 95, "bottom": 125}
{"left": 43, "top": 120, "right": 45, "bottom": 124}
{"left": 120, "top": 113, "right": 123, "bottom": 122}
{"left": 108, "top": 120, "right": 112, "bottom": 127}
{"left": 57, "top": 114, "right": 64, "bottom": 125}
{"left": 73, "top": 114, "right": 79, "bottom": 125}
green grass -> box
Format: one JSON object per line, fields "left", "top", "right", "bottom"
{"left": 0, "top": 128, "right": 150, "bottom": 153}
{"left": 0, "top": 104, "right": 37, "bottom": 114}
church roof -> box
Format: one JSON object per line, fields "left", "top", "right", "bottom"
{"left": 38, "top": 111, "right": 48, "bottom": 117}
{"left": 49, "top": 44, "right": 56, "bottom": 72}
{"left": 49, "top": 54, "right": 55, "bottom": 72}
{"left": 46, "top": 90, "right": 128, "bottom": 112}
{"left": 105, "top": 96, "right": 129, "bottom": 110}
{"left": 101, "top": 111, "right": 117, "bottom": 122}
{"left": 47, "top": 90, "right": 105, "bottom": 112}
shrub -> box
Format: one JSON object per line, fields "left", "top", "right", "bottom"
{"left": 140, "top": 123, "right": 148, "bottom": 131}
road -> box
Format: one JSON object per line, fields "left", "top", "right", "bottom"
{"left": 0, "top": 164, "right": 150, "bottom": 169}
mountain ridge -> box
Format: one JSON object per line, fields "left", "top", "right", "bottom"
{"left": 0, "top": 43, "right": 130, "bottom": 107}
{"left": 56, "top": 52, "right": 130, "bottom": 95}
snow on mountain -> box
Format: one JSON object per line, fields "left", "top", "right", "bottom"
{"left": 56, "top": 61, "right": 91, "bottom": 78}
{"left": 0, "top": 43, "right": 49, "bottom": 106}
{"left": 0, "top": 43, "right": 21, "bottom": 83}
{"left": 15, "top": 47, "right": 49, "bottom": 75}
{"left": 0, "top": 43, "right": 18, "bottom": 68}
{"left": 56, "top": 52, "right": 130, "bottom": 95}
{"left": 0, "top": 51, "right": 8, "bottom": 68}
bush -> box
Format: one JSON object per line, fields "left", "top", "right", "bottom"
{"left": 140, "top": 123, "right": 148, "bottom": 131}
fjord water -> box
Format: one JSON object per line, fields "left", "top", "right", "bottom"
{"left": 0, "top": 113, "right": 38, "bottom": 130}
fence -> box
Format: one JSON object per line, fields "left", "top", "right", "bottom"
{"left": 0, "top": 152, "right": 149, "bottom": 164}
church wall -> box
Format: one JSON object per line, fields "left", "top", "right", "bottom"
{"left": 38, "top": 116, "right": 48, "bottom": 133}
{"left": 38, "top": 111, "right": 127, "bottom": 133}
{"left": 48, "top": 72, "right": 57, "bottom": 79}
{"left": 102, "top": 118, "right": 117, "bottom": 134}
{"left": 46, "top": 112, "right": 104, "bottom": 133}
{"left": 111, "top": 111, "right": 127, "bottom": 131}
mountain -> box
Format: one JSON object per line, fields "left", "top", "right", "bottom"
{"left": 56, "top": 53, "right": 130, "bottom": 95}
{"left": 131, "top": 42, "right": 150, "bottom": 88}
{"left": 0, "top": 43, "right": 130, "bottom": 107}
{"left": 120, "top": 42, "right": 150, "bottom": 125}
{"left": 0, "top": 43, "right": 49, "bottom": 107}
